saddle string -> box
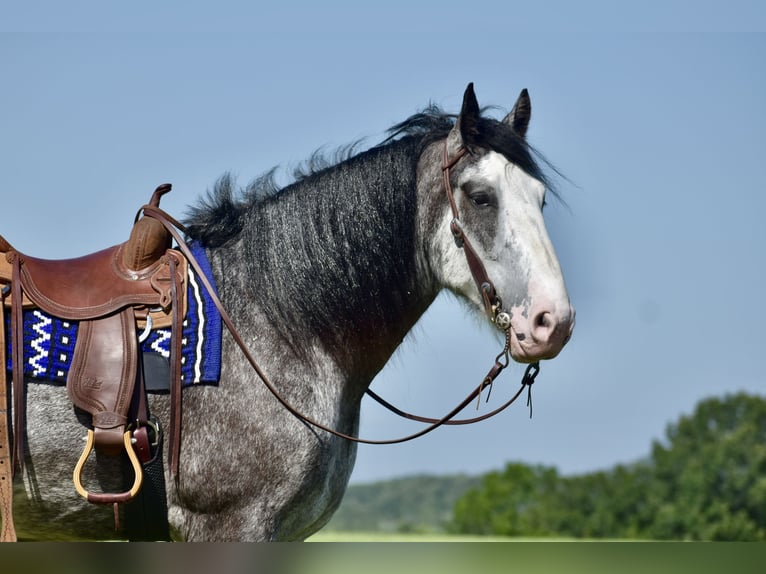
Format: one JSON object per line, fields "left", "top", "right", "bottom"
{"left": 0, "top": 295, "right": 17, "bottom": 542}
{"left": 139, "top": 204, "right": 538, "bottom": 452}
{"left": 10, "top": 253, "right": 25, "bottom": 474}
{"left": 167, "top": 252, "right": 184, "bottom": 475}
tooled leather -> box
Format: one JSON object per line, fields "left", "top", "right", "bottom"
{"left": 67, "top": 310, "right": 137, "bottom": 455}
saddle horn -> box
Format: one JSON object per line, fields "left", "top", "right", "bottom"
{"left": 123, "top": 184, "right": 174, "bottom": 271}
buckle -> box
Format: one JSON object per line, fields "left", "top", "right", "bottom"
{"left": 130, "top": 419, "right": 161, "bottom": 448}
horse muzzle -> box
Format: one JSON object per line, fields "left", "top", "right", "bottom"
{"left": 507, "top": 302, "right": 575, "bottom": 363}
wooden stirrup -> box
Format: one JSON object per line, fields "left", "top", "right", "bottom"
{"left": 73, "top": 429, "right": 144, "bottom": 505}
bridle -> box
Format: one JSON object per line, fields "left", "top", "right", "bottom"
{"left": 140, "top": 138, "right": 540, "bottom": 452}
{"left": 364, "top": 142, "right": 542, "bottom": 428}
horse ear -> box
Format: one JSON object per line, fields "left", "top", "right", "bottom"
{"left": 447, "top": 83, "right": 481, "bottom": 156}
{"left": 503, "top": 88, "right": 531, "bottom": 138}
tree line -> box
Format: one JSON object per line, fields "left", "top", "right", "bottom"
{"left": 450, "top": 392, "right": 766, "bottom": 540}
{"left": 327, "top": 392, "right": 766, "bottom": 540}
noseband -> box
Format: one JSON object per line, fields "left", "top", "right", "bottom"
{"left": 138, "top": 141, "right": 540, "bottom": 450}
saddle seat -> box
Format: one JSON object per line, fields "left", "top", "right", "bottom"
{"left": 1, "top": 243, "right": 179, "bottom": 318}
{"left": 0, "top": 183, "right": 187, "bottom": 541}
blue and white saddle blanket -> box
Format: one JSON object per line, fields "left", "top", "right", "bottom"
{"left": 4, "top": 241, "right": 222, "bottom": 387}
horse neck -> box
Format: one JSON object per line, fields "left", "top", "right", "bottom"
{"left": 218, "top": 142, "right": 438, "bottom": 383}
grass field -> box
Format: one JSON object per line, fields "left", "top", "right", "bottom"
{"left": 307, "top": 531, "right": 577, "bottom": 542}
{"left": 293, "top": 534, "right": 760, "bottom": 574}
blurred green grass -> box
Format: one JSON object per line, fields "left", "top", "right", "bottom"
{"left": 299, "top": 536, "right": 763, "bottom": 574}
{"left": 308, "top": 531, "right": 578, "bottom": 542}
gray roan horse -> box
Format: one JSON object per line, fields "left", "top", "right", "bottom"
{"left": 11, "top": 84, "right": 574, "bottom": 541}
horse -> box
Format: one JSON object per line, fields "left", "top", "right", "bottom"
{"left": 8, "top": 83, "right": 574, "bottom": 541}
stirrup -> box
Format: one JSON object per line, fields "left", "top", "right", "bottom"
{"left": 73, "top": 429, "right": 144, "bottom": 504}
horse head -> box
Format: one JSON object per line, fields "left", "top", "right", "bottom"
{"left": 427, "top": 83, "right": 575, "bottom": 362}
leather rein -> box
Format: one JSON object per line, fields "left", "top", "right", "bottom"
{"left": 141, "top": 140, "right": 539, "bottom": 448}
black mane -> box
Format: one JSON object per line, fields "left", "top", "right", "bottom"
{"left": 183, "top": 104, "right": 554, "bottom": 371}
{"left": 185, "top": 131, "right": 429, "bottom": 371}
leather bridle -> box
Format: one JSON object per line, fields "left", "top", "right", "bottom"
{"left": 363, "top": 143, "right": 541, "bottom": 428}
{"left": 139, "top": 138, "right": 539, "bottom": 456}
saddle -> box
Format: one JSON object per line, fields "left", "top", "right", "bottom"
{"left": 0, "top": 184, "right": 188, "bottom": 542}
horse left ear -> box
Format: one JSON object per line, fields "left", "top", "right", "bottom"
{"left": 447, "top": 83, "right": 481, "bottom": 156}
{"left": 503, "top": 88, "right": 531, "bottom": 138}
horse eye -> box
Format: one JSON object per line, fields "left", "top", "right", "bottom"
{"left": 468, "top": 191, "right": 494, "bottom": 208}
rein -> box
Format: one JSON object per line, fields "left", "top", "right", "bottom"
{"left": 139, "top": 141, "right": 538, "bottom": 453}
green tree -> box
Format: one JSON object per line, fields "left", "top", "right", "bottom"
{"left": 649, "top": 392, "right": 766, "bottom": 540}
{"left": 449, "top": 463, "right": 561, "bottom": 536}
{"left": 449, "top": 392, "right": 766, "bottom": 540}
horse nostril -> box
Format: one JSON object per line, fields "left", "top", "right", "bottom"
{"left": 523, "top": 305, "right": 574, "bottom": 356}
{"left": 531, "top": 310, "right": 558, "bottom": 344}
{"left": 535, "top": 311, "right": 553, "bottom": 329}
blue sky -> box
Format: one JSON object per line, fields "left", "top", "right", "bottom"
{"left": 2, "top": 6, "right": 765, "bottom": 484}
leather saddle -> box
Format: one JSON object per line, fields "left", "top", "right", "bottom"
{"left": 0, "top": 184, "right": 187, "bottom": 541}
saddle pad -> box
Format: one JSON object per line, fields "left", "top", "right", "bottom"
{"left": 4, "top": 241, "right": 222, "bottom": 387}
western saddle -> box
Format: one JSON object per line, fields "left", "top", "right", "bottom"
{"left": 0, "top": 184, "right": 188, "bottom": 542}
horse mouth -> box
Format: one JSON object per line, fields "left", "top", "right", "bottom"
{"left": 507, "top": 322, "right": 573, "bottom": 363}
